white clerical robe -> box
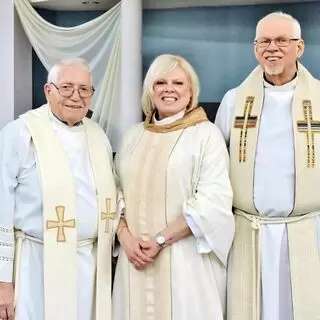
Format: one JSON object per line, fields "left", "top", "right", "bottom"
{"left": 0, "top": 111, "right": 113, "bottom": 320}
{"left": 112, "top": 115, "right": 234, "bottom": 320}
{"left": 215, "top": 78, "right": 320, "bottom": 320}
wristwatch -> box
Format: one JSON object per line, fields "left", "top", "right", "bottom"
{"left": 155, "top": 232, "right": 167, "bottom": 248}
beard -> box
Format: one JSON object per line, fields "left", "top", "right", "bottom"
{"left": 264, "top": 64, "right": 284, "bottom": 76}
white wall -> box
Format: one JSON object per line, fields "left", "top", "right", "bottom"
{"left": 14, "top": 8, "right": 32, "bottom": 118}
{"left": 0, "top": 0, "right": 15, "bottom": 128}
{"left": 0, "top": 0, "right": 32, "bottom": 130}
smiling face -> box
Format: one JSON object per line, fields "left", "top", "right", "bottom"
{"left": 151, "top": 66, "right": 192, "bottom": 120}
{"left": 44, "top": 64, "right": 92, "bottom": 126}
{"left": 254, "top": 17, "right": 304, "bottom": 85}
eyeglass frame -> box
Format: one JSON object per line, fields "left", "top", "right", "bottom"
{"left": 254, "top": 36, "right": 301, "bottom": 48}
{"left": 50, "top": 82, "right": 95, "bottom": 98}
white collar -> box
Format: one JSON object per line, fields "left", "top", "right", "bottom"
{"left": 264, "top": 77, "right": 297, "bottom": 92}
{"left": 48, "top": 105, "right": 83, "bottom": 132}
{"left": 153, "top": 109, "right": 186, "bottom": 126}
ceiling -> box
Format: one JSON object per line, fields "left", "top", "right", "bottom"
{"left": 143, "top": 0, "right": 320, "bottom": 10}
{"left": 29, "top": 0, "right": 119, "bottom": 11}
{"left": 29, "top": 0, "right": 320, "bottom": 11}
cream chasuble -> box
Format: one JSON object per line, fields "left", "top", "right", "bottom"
{"left": 18, "top": 105, "right": 117, "bottom": 320}
{"left": 228, "top": 63, "right": 320, "bottom": 320}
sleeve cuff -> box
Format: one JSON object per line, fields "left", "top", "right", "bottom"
{"left": 112, "top": 199, "right": 126, "bottom": 257}
{"left": 0, "top": 261, "right": 13, "bottom": 282}
{"left": 184, "top": 212, "right": 202, "bottom": 237}
{"left": 0, "top": 229, "right": 15, "bottom": 282}
{"left": 184, "top": 212, "right": 213, "bottom": 254}
{"left": 117, "top": 198, "right": 125, "bottom": 218}
{"left": 112, "top": 239, "right": 121, "bottom": 257}
{"left": 196, "top": 237, "right": 213, "bottom": 254}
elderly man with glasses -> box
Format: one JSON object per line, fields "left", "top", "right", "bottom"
{"left": 216, "top": 11, "right": 320, "bottom": 320}
{"left": 0, "top": 58, "right": 118, "bottom": 320}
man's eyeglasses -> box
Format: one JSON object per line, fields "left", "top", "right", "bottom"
{"left": 254, "top": 37, "right": 300, "bottom": 48}
{"left": 50, "top": 82, "right": 95, "bottom": 98}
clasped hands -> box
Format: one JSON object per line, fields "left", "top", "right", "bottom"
{"left": 119, "top": 228, "right": 162, "bottom": 271}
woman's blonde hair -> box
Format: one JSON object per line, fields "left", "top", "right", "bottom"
{"left": 141, "top": 54, "right": 200, "bottom": 115}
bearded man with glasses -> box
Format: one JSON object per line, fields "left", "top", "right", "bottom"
{"left": 216, "top": 11, "right": 320, "bottom": 320}
{"left": 0, "top": 58, "right": 118, "bottom": 320}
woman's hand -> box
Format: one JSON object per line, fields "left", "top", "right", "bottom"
{"left": 119, "top": 228, "right": 154, "bottom": 270}
{"left": 139, "top": 239, "right": 162, "bottom": 259}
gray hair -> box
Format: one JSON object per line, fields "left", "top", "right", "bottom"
{"left": 141, "top": 54, "right": 200, "bottom": 115}
{"left": 256, "top": 11, "right": 301, "bottom": 39}
{"left": 47, "top": 58, "right": 93, "bottom": 84}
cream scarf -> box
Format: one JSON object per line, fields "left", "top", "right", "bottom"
{"left": 144, "top": 106, "right": 208, "bottom": 133}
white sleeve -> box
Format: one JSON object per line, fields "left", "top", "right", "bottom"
{"left": 104, "top": 135, "right": 113, "bottom": 163}
{"left": 182, "top": 125, "right": 234, "bottom": 266}
{"left": 184, "top": 214, "right": 212, "bottom": 253}
{"left": 214, "top": 88, "right": 237, "bottom": 146}
{"left": 104, "top": 136, "right": 125, "bottom": 213}
{"left": 103, "top": 136, "right": 125, "bottom": 256}
{"left": 112, "top": 148, "right": 126, "bottom": 257}
{"left": 0, "top": 120, "right": 25, "bottom": 282}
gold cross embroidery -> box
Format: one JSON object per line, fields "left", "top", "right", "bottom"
{"left": 46, "top": 206, "right": 76, "bottom": 242}
{"left": 233, "top": 96, "right": 258, "bottom": 162}
{"left": 297, "top": 100, "right": 320, "bottom": 168}
{"left": 101, "top": 198, "right": 116, "bottom": 233}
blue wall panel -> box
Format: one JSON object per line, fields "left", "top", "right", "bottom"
{"left": 143, "top": 2, "right": 320, "bottom": 103}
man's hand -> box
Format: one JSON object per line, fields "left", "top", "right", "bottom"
{"left": 139, "top": 239, "right": 162, "bottom": 259}
{"left": 0, "top": 282, "right": 14, "bottom": 320}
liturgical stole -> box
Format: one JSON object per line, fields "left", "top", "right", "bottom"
{"left": 20, "top": 105, "right": 117, "bottom": 320}
{"left": 124, "top": 129, "right": 183, "bottom": 320}
{"left": 229, "top": 63, "right": 320, "bottom": 320}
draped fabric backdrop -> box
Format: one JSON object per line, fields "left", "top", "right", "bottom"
{"left": 14, "top": 0, "right": 125, "bottom": 150}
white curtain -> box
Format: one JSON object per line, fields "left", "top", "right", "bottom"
{"left": 14, "top": 0, "right": 121, "bottom": 149}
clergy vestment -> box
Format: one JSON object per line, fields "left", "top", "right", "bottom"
{"left": 215, "top": 63, "right": 320, "bottom": 320}
{"left": 112, "top": 109, "right": 234, "bottom": 320}
{"left": 0, "top": 105, "right": 118, "bottom": 320}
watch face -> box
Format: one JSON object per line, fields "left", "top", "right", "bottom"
{"left": 156, "top": 235, "right": 166, "bottom": 245}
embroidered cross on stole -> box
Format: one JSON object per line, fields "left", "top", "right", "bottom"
{"left": 46, "top": 206, "right": 76, "bottom": 242}
{"left": 296, "top": 100, "right": 320, "bottom": 168}
{"left": 233, "top": 96, "right": 258, "bottom": 162}
{"left": 101, "top": 198, "right": 116, "bottom": 233}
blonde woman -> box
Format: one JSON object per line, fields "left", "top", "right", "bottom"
{"left": 113, "top": 54, "right": 234, "bottom": 320}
